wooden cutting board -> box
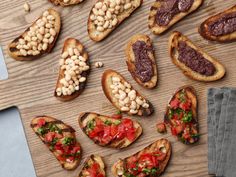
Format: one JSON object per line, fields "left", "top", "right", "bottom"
{"left": 0, "top": 0, "right": 235, "bottom": 176}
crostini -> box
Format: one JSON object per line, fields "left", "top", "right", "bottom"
{"left": 169, "top": 31, "right": 225, "bottom": 82}
{"left": 125, "top": 34, "right": 158, "bottom": 89}
{"left": 149, "top": 0, "right": 203, "bottom": 35}
{"left": 112, "top": 138, "right": 171, "bottom": 177}
{"left": 31, "top": 116, "right": 82, "bottom": 170}
{"left": 8, "top": 9, "right": 61, "bottom": 61}
{"left": 199, "top": 5, "right": 236, "bottom": 42}
{"left": 102, "top": 70, "right": 154, "bottom": 116}
{"left": 164, "top": 86, "right": 199, "bottom": 144}
{"left": 49, "top": 0, "right": 84, "bottom": 6}
{"left": 54, "top": 38, "right": 90, "bottom": 101}
{"left": 78, "top": 112, "right": 142, "bottom": 148}
{"left": 78, "top": 154, "right": 106, "bottom": 177}
{"left": 88, "top": 0, "right": 143, "bottom": 42}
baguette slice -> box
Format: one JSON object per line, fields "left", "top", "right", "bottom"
{"left": 78, "top": 155, "right": 106, "bottom": 177}
{"left": 112, "top": 138, "right": 171, "bottom": 177}
{"left": 8, "top": 9, "right": 61, "bottom": 61}
{"left": 125, "top": 34, "right": 158, "bottom": 89}
{"left": 49, "top": 0, "right": 84, "bottom": 6}
{"left": 31, "top": 116, "right": 82, "bottom": 170}
{"left": 164, "top": 86, "right": 199, "bottom": 144}
{"left": 88, "top": 0, "right": 143, "bottom": 42}
{"left": 148, "top": 0, "right": 203, "bottom": 35}
{"left": 78, "top": 112, "right": 142, "bottom": 149}
{"left": 54, "top": 38, "right": 90, "bottom": 101}
{"left": 199, "top": 5, "right": 236, "bottom": 42}
{"left": 169, "top": 31, "right": 225, "bottom": 82}
{"left": 102, "top": 69, "right": 154, "bottom": 116}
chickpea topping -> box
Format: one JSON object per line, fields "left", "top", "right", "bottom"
{"left": 56, "top": 47, "right": 90, "bottom": 96}
{"left": 110, "top": 76, "right": 149, "bottom": 114}
{"left": 90, "top": 0, "right": 135, "bottom": 32}
{"left": 23, "top": 2, "right": 30, "bottom": 12}
{"left": 95, "top": 61, "right": 104, "bottom": 68}
{"left": 16, "top": 10, "right": 57, "bottom": 57}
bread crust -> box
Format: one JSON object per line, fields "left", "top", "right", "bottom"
{"left": 101, "top": 69, "right": 154, "bottom": 116}
{"left": 31, "top": 116, "right": 81, "bottom": 170}
{"left": 148, "top": 0, "right": 203, "bottom": 35}
{"left": 111, "top": 138, "right": 171, "bottom": 177}
{"left": 164, "top": 85, "right": 199, "bottom": 144}
{"left": 125, "top": 34, "right": 158, "bottom": 89}
{"left": 54, "top": 38, "right": 90, "bottom": 101}
{"left": 199, "top": 5, "right": 236, "bottom": 42}
{"left": 7, "top": 9, "right": 61, "bottom": 61}
{"left": 88, "top": 0, "right": 143, "bottom": 42}
{"left": 78, "top": 154, "right": 105, "bottom": 177}
{"left": 49, "top": 0, "right": 84, "bottom": 6}
{"left": 78, "top": 112, "right": 142, "bottom": 149}
{"left": 169, "top": 31, "right": 226, "bottom": 82}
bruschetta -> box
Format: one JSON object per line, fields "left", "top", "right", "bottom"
{"left": 78, "top": 112, "right": 142, "bottom": 149}
{"left": 102, "top": 69, "right": 154, "bottom": 116}
{"left": 112, "top": 138, "right": 171, "bottom": 177}
{"left": 125, "top": 34, "right": 158, "bottom": 89}
{"left": 31, "top": 116, "right": 82, "bottom": 170}
{"left": 164, "top": 86, "right": 199, "bottom": 144}
{"left": 78, "top": 154, "right": 105, "bottom": 177}
{"left": 8, "top": 9, "right": 61, "bottom": 61}
{"left": 54, "top": 38, "right": 90, "bottom": 101}
{"left": 88, "top": 0, "right": 143, "bottom": 42}
{"left": 149, "top": 0, "right": 203, "bottom": 35}
{"left": 199, "top": 4, "right": 236, "bottom": 42}
{"left": 169, "top": 31, "right": 226, "bottom": 82}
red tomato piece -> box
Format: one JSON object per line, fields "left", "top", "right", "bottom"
{"left": 55, "top": 133, "right": 63, "bottom": 139}
{"left": 170, "top": 98, "right": 180, "bottom": 109}
{"left": 171, "top": 127, "right": 177, "bottom": 136}
{"left": 97, "top": 174, "right": 104, "bottom": 177}
{"left": 110, "top": 125, "right": 118, "bottom": 137}
{"left": 45, "top": 132, "right": 56, "bottom": 142}
{"left": 37, "top": 118, "right": 46, "bottom": 127}
{"left": 156, "top": 123, "right": 167, "bottom": 133}
{"left": 154, "top": 152, "right": 166, "bottom": 161}
{"left": 179, "top": 100, "right": 191, "bottom": 111}
{"left": 111, "top": 114, "right": 122, "bottom": 119}
{"left": 71, "top": 146, "right": 80, "bottom": 154}
{"left": 175, "top": 125, "right": 184, "bottom": 134}
{"left": 57, "top": 155, "right": 66, "bottom": 162}
{"left": 126, "top": 127, "right": 136, "bottom": 141}
{"left": 122, "top": 118, "right": 133, "bottom": 128}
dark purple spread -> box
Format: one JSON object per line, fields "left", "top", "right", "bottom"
{"left": 178, "top": 41, "right": 216, "bottom": 76}
{"left": 155, "top": 0, "right": 194, "bottom": 26}
{"left": 208, "top": 12, "right": 236, "bottom": 36}
{"left": 132, "top": 41, "right": 154, "bottom": 82}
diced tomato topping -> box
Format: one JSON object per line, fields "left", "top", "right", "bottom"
{"left": 66, "top": 156, "right": 75, "bottom": 162}
{"left": 175, "top": 125, "right": 184, "bottom": 135}
{"left": 111, "top": 114, "right": 122, "bottom": 119}
{"left": 183, "top": 132, "right": 191, "bottom": 140}
{"left": 139, "top": 154, "right": 157, "bottom": 169}
{"left": 71, "top": 146, "right": 80, "bottom": 154}
{"left": 86, "top": 163, "right": 103, "bottom": 177}
{"left": 154, "top": 152, "right": 166, "bottom": 161}
{"left": 97, "top": 174, "right": 104, "bottom": 177}
{"left": 110, "top": 125, "right": 118, "bottom": 137}
{"left": 156, "top": 123, "right": 167, "bottom": 133}
{"left": 57, "top": 155, "right": 66, "bottom": 162}
{"left": 179, "top": 100, "right": 191, "bottom": 111}
{"left": 89, "top": 125, "right": 104, "bottom": 138}
{"left": 126, "top": 127, "right": 136, "bottom": 141}
{"left": 37, "top": 118, "right": 46, "bottom": 127}
{"left": 122, "top": 118, "right": 133, "bottom": 128}
{"left": 45, "top": 132, "right": 56, "bottom": 142}
{"left": 170, "top": 98, "right": 180, "bottom": 109}
{"left": 171, "top": 127, "right": 177, "bottom": 136}
{"left": 55, "top": 133, "right": 63, "bottom": 139}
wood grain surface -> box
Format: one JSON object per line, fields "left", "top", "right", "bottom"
{"left": 0, "top": 0, "right": 235, "bottom": 176}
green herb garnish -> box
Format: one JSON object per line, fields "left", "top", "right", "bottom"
{"left": 182, "top": 111, "right": 193, "bottom": 123}
{"left": 104, "top": 120, "right": 112, "bottom": 125}
{"left": 179, "top": 90, "right": 186, "bottom": 103}
{"left": 87, "top": 119, "right": 95, "bottom": 130}
{"left": 124, "top": 173, "right": 135, "bottom": 177}
{"left": 114, "top": 120, "right": 121, "bottom": 125}
{"left": 191, "top": 134, "right": 200, "bottom": 138}
{"left": 62, "top": 137, "right": 74, "bottom": 146}
{"left": 37, "top": 127, "right": 46, "bottom": 135}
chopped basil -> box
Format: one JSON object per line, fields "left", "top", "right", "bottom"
{"left": 114, "top": 120, "right": 121, "bottom": 125}
{"left": 124, "top": 173, "right": 135, "bottom": 177}
{"left": 168, "top": 109, "right": 174, "bottom": 119}
{"left": 48, "top": 123, "right": 62, "bottom": 134}
{"left": 191, "top": 134, "right": 200, "bottom": 138}
{"left": 142, "top": 167, "right": 159, "bottom": 175}
{"left": 116, "top": 110, "right": 122, "bottom": 114}
{"left": 104, "top": 120, "right": 112, "bottom": 125}
{"left": 37, "top": 127, "right": 46, "bottom": 135}
{"left": 62, "top": 137, "right": 74, "bottom": 146}
{"left": 142, "top": 168, "right": 151, "bottom": 174}
{"left": 182, "top": 111, "right": 193, "bottom": 123}
{"left": 179, "top": 90, "right": 186, "bottom": 103}
{"left": 151, "top": 167, "right": 159, "bottom": 175}
{"left": 87, "top": 119, "right": 95, "bottom": 130}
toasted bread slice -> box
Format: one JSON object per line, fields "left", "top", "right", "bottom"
{"left": 164, "top": 86, "right": 199, "bottom": 144}
{"left": 169, "top": 31, "right": 225, "bottom": 82}
{"left": 199, "top": 5, "right": 236, "bottom": 42}
{"left": 112, "top": 138, "right": 171, "bottom": 177}
{"left": 8, "top": 9, "right": 61, "bottom": 61}
{"left": 54, "top": 38, "right": 90, "bottom": 101}
{"left": 49, "top": 0, "right": 84, "bottom": 6}
{"left": 125, "top": 34, "right": 158, "bottom": 89}
{"left": 78, "top": 112, "right": 142, "bottom": 149}
{"left": 31, "top": 116, "right": 82, "bottom": 170}
{"left": 148, "top": 0, "right": 203, "bottom": 35}
{"left": 102, "top": 69, "right": 154, "bottom": 116}
{"left": 88, "top": 0, "right": 143, "bottom": 42}
{"left": 78, "top": 154, "right": 105, "bottom": 177}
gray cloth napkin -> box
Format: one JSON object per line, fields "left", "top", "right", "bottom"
{"left": 216, "top": 90, "right": 230, "bottom": 176}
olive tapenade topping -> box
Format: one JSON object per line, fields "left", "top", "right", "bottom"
{"left": 177, "top": 41, "right": 216, "bottom": 76}
{"left": 132, "top": 41, "right": 154, "bottom": 82}
{"left": 155, "top": 0, "right": 194, "bottom": 26}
